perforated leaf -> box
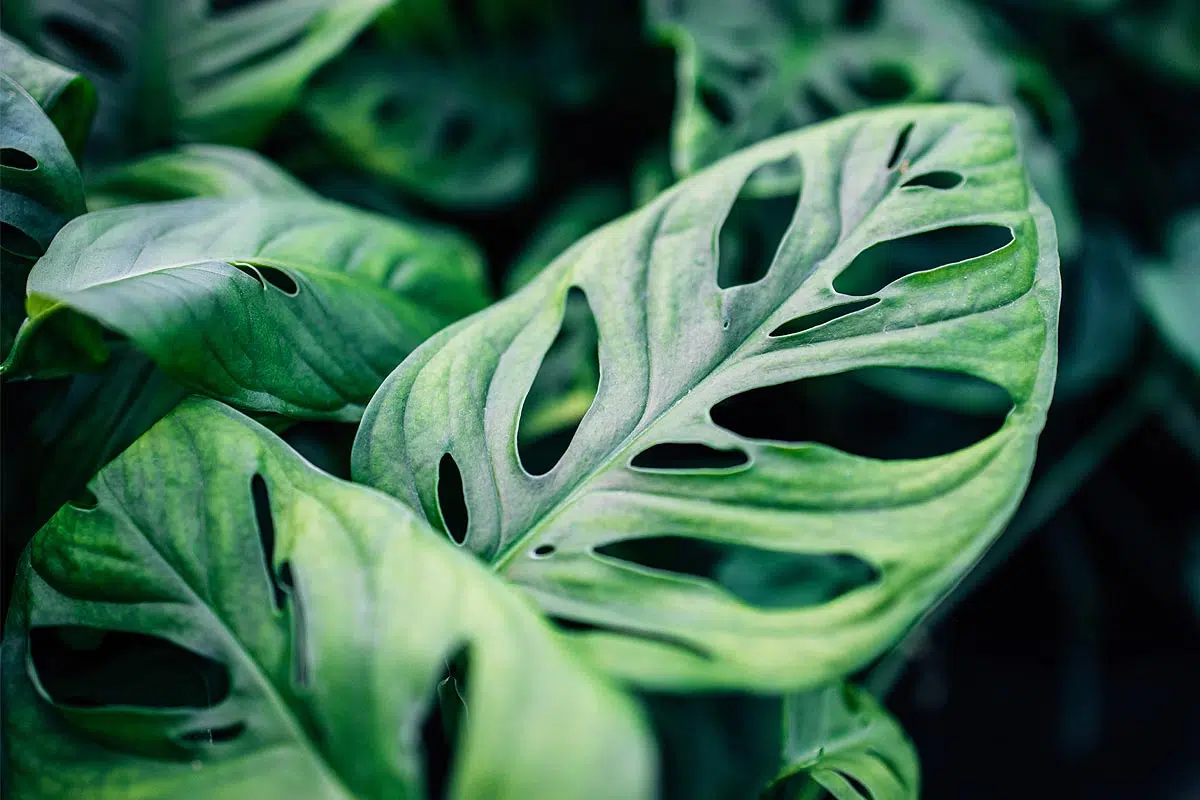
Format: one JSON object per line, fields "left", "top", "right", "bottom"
{"left": 650, "top": 0, "right": 1081, "bottom": 256}
{"left": 766, "top": 684, "right": 919, "bottom": 800}
{"left": 4, "top": 196, "right": 488, "bottom": 420}
{"left": 354, "top": 105, "right": 1060, "bottom": 691}
{"left": 86, "top": 144, "right": 314, "bottom": 210}
{"left": 3, "top": 0, "right": 387, "bottom": 152}
{"left": 2, "top": 398, "right": 655, "bottom": 799}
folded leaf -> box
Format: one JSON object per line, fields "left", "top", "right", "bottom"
{"left": 2, "top": 398, "right": 655, "bottom": 799}
{"left": 354, "top": 105, "right": 1061, "bottom": 691}
{"left": 86, "top": 144, "right": 314, "bottom": 210}
{"left": 4, "top": 197, "right": 488, "bottom": 420}
{"left": 766, "top": 683, "right": 919, "bottom": 800}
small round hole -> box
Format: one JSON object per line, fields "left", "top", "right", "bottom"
{"left": 532, "top": 544, "right": 555, "bottom": 558}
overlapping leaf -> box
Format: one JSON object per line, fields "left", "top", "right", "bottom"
{"left": 2, "top": 399, "right": 655, "bottom": 799}
{"left": 0, "top": 32, "right": 95, "bottom": 157}
{"left": 1138, "top": 209, "right": 1200, "bottom": 372}
{"left": 353, "top": 105, "right": 1061, "bottom": 690}
{"left": 4, "top": 196, "right": 488, "bottom": 420}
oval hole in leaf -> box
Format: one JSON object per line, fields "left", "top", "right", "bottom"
{"left": 886, "top": 121, "right": 914, "bottom": 170}
{"left": 258, "top": 265, "right": 299, "bottom": 295}
{"left": 835, "top": 769, "right": 873, "bottom": 798}
{"left": 717, "top": 158, "right": 802, "bottom": 289}
{"left": 547, "top": 616, "right": 713, "bottom": 661}
{"left": 208, "top": 0, "right": 265, "bottom": 16}
{"left": 41, "top": 15, "right": 125, "bottom": 74}
{"left": 595, "top": 537, "right": 879, "bottom": 610}
{"left": 517, "top": 287, "right": 600, "bottom": 476}
{"left": 0, "top": 148, "right": 37, "bottom": 170}
{"left": 374, "top": 94, "right": 407, "bottom": 127}
{"left": 726, "top": 57, "right": 766, "bottom": 88}
{"left": 68, "top": 487, "right": 99, "bottom": 510}
{"left": 232, "top": 261, "right": 265, "bottom": 288}
{"left": 29, "top": 626, "right": 230, "bottom": 708}
{"left": 1, "top": 221, "right": 44, "bottom": 260}
{"left": 709, "top": 367, "right": 1012, "bottom": 459}
{"left": 630, "top": 442, "right": 749, "bottom": 471}
{"left": 439, "top": 112, "right": 476, "bottom": 156}
{"left": 769, "top": 298, "right": 879, "bottom": 337}
{"left": 832, "top": 224, "right": 1014, "bottom": 296}
{"left": 277, "top": 561, "right": 311, "bottom": 688}
{"left": 532, "top": 544, "right": 555, "bottom": 558}
{"left": 698, "top": 80, "right": 736, "bottom": 126}
{"left": 1015, "top": 82, "right": 1057, "bottom": 139}
{"left": 178, "top": 722, "right": 246, "bottom": 744}
{"left": 902, "top": 170, "right": 963, "bottom": 190}
{"left": 842, "top": 0, "right": 882, "bottom": 28}
{"left": 251, "top": 474, "right": 285, "bottom": 610}
{"left": 419, "top": 644, "right": 471, "bottom": 800}
{"left": 437, "top": 453, "right": 469, "bottom": 544}
{"left": 849, "top": 64, "right": 914, "bottom": 103}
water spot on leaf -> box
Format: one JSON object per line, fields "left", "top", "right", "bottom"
{"left": 419, "top": 644, "right": 471, "bottom": 800}
{"left": 886, "top": 122, "right": 914, "bottom": 170}
{"left": 30, "top": 627, "right": 229, "bottom": 708}
{"left": 631, "top": 442, "right": 749, "bottom": 471}
{"left": 179, "top": 722, "right": 246, "bottom": 744}
{"left": 833, "top": 224, "right": 1014, "bottom": 296}
{"left": 251, "top": 474, "right": 285, "bottom": 610}
{"left": 517, "top": 287, "right": 600, "bottom": 476}
{"left": 717, "top": 158, "right": 802, "bottom": 288}
{"left": 769, "top": 298, "right": 879, "bottom": 337}
{"left": 0, "top": 148, "right": 37, "bottom": 170}
{"left": 698, "top": 81, "right": 736, "bottom": 126}
{"left": 42, "top": 15, "right": 125, "bottom": 74}
{"left": 596, "top": 537, "right": 879, "bottom": 609}
{"left": 437, "top": 454, "right": 469, "bottom": 545}
{"left": 1, "top": 221, "right": 43, "bottom": 260}
{"left": 850, "top": 64, "right": 914, "bottom": 103}
{"left": 710, "top": 367, "right": 1012, "bottom": 459}
{"left": 548, "top": 616, "right": 714, "bottom": 661}
{"left": 902, "top": 170, "right": 963, "bottom": 190}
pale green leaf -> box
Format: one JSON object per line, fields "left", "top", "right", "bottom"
{"left": 2, "top": 398, "right": 655, "bottom": 799}
{"left": 353, "top": 105, "right": 1061, "bottom": 691}
{"left": 1138, "top": 210, "right": 1200, "bottom": 372}
{"left": 4, "top": 196, "right": 489, "bottom": 420}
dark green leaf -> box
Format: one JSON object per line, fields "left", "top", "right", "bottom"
{"left": 0, "top": 31, "right": 96, "bottom": 157}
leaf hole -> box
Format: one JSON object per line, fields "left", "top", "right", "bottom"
{"left": 710, "top": 367, "right": 1012, "bottom": 459}
{"left": 769, "top": 298, "right": 879, "bottom": 337}
{"left": 833, "top": 224, "right": 1014, "bottom": 296}
{"left": 1015, "top": 82, "right": 1057, "bottom": 139}
{"left": 697, "top": 80, "right": 736, "bottom": 126}
{"left": 800, "top": 84, "right": 840, "bottom": 123}
{"left": 630, "top": 442, "right": 749, "bottom": 471}
{"left": 717, "top": 158, "right": 802, "bottom": 289}
{"left": 595, "top": 537, "right": 879, "bottom": 609}
{"left": 251, "top": 474, "right": 285, "bottom": 610}
{"left": 0, "top": 148, "right": 37, "bottom": 170}
{"left": 902, "top": 170, "right": 963, "bottom": 190}
{"left": 1, "top": 221, "right": 44, "bottom": 260}
{"left": 258, "top": 266, "right": 299, "bottom": 295}
{"left": 375, "top": 94, "right": 407, "bottom": 126}
{"left": 208, "top": 0, "right": 266, "bottom": 15}
{"left": 547, "top": 616, "right": 713, "bottom": 661}
{"left": 232, "top": 261, "right": 265, "bottom": 288}
{"left": 842, "top": 0, "right": 881, "bottom": 28}
{"left": 834, "top": 770, "right": 873, "bottom": 798}
{"left": 437, "top": 453, "right": 469, "bottom": 545}
{"left": 886, "top": 122, "right": 914, "bottom": 170}
{"left": 42, "top": 15, "right": 126, "bottom": 74}
{"left": 29, "top": 627, "right": 229, "bottom": 708}
{"left": 278, "top": 560, "right": 311, "bottom": 688}
{"left": 438, "top": 112, "right": 476, "bottom": 156}
{"left": 849, "top": 63, "right": 914, "bottom": 103}
{"left": 179, "top": 722, "right": 246, "bottom": 744}
{"left": 67, "top": 487, "right": 100, "bottom": 510}
{"left": 517, "top": 287, "right": 600, "bottom": 476}
{"left": 532, "top": 544, "right": 556, "bottom": 558}
{"left": 419, "top": 644, "right": 471, "bottom": 800}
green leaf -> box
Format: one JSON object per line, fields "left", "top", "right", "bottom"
{"left": 353, "top": 105, "right": 1061, "bottom": 691}
{"left": 1138, "top": 210, "right": 1200, "bottom": 373}
{"left": 0, "top": 31, "right": 96, "bottom": 157}
{"left": 4, "top": 196, "right": 489, "bottom": 420}
{"left": 3, "top": 0, "right": 388, "bottom": 151}
{"left": 765, "top": 683, "right": 919, "bottom": 800}
{"left": 650, "top": 0, "right": 1081, "bottom": 257}
{"left": 86, "top": 144, "right": 315, "bottom": 210}
{"left": 0, "top": 72, "right": 87, "bottom": 359}
{"left": 2, "top": 398, "right": 655, "bottom": 799}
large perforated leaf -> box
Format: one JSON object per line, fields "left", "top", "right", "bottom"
{"left": 354, "top": 105, "right": 1060, "bottom": 691}
{"left": 2, "top": 0, "right": 387, "bottom": 152}
{"left": 2, "top": 399, "right": 655, "bottom": 799}
{"left": 650, "top": 0, "right": 1080, "bottom": 256}
{"left": 4, "top": 196, "right": 488, "bottom": 420}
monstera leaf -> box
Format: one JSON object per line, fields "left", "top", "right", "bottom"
{"left": 0, "top": 32, "right": 95, "bottom": 157}
{"left": 2, "top": 398, "right": 655, "bottom": 799}
{"left": 3, "top": 196, "right": 489, "bottom": 420}
{"left": 0, "top": 70, "right": 88, "bottom": 359}
{"left": 650, "top": 0, "right": 1080, "bottom": 257}
{"left": 2, "top": 0, "right": 388, "bottom": 153}
{"left": 353, "top": 105, "right": 1061, "bottom": 690}
{"left": 1138, "top": 209, "right": 1200, "bottom": 372}
{"left": 86, "top": 144, "right": 314, "bottom": 210}
{"left": 765, "top": 683, "right": 919, "bottom": 799}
